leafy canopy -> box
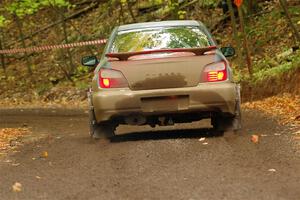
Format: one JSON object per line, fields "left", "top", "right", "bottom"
{"left": 0, "top": 15, "right": 6, "bottom": 27}
{"left": 6, "top": 0, "right": 71, "bottom": 18}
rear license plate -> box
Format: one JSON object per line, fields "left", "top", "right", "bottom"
{"left": 141, "top": 95, "right": 189, "bottom": 112}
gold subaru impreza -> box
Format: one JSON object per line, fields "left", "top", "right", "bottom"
{"left": 82, "top": 20, "right": 241, "bottom": 139}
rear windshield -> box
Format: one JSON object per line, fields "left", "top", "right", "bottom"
{"left": 110, "top": 26, "right": 211, "bottom": 53}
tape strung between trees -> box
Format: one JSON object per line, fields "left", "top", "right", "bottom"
{"left": 0, "top": 39, "right": 107, "bottom": 55}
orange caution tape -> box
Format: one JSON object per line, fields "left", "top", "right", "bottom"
{"left": 0, "top": 39, "right": 107, "bottom": 55}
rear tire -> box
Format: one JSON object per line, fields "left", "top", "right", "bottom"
{"left": 211, "top": 115, "right": 233, "bottom": 132}
{"left": 211, "top": 114, "right": 241, "bottom": 138}
{"left": 89, "top": 109, "right": 115, "bottom": 139}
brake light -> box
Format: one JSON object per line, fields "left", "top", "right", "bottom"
{"left": 203, "top": 61, "right": 227, "bottom": 82}
{"left": 99, "top": 68, "right": 128, "bottom": 88}
{"left": 102, "top": 78, "right": 110, "bottom": 88}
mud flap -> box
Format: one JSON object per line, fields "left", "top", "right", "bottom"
{"left": 87, "top": 88, "right": 116, "bottom": 139}
{"left": 87, "top": 88, "right": 96, "bottom": 137}
{"left": 233, "top": 84, "right": 242, "bottom": 131}
{"left": 212, "top": 84, "right": 242, "bottom": 132}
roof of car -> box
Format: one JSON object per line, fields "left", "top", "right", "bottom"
{"left": 117, "top": 20, "right": 203, "bottom": 31}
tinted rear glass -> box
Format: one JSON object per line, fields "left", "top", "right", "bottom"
{"left": 110, "top": 26, "right": 211, "bottom": 53}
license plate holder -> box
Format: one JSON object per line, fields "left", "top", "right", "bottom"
{"left": 141, "top": 95, "right": 189, "bottom": 112}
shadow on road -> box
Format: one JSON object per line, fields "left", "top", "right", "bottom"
{"left": 111, "top": 128, "right": 223, "bottom": 143}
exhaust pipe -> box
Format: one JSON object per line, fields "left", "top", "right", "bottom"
{"left": 125, "top": 115, "right": 146, "bottom": 125}
{"left": 158, "top": 117, "right": 174, "bottom": 126}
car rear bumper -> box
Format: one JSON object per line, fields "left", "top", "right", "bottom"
{"left": 92, "top": 82, "right": 238, "bottom": 123}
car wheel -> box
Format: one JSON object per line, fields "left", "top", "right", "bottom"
{"left": 211, "top": 128, "right": 225, "bottom": 137}
{"left": 211, "top": 115, "right": 232, "bottom": 132}
{"left": 89, "top": 109, "right": 115, "bottom": 139}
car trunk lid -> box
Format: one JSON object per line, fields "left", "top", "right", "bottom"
{"left": 107, "top": 49, "right": 220, "bottom": 90}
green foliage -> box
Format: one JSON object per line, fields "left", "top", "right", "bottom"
{"left": 168, "top": 0, "right": 179, "bottom": 18}
{"left": 72, "top": 66, "right": 90, "bottom": 90}
{"left": 252, "top": 50, "right": 300, "bottom": 82}
{"left": 120, "top": 0, "right": 127, "bottom": 5}
{"left": 42, "top": 0, "right": 71, "bottom": 7}
{"left": 6, "top": 0, "right": 71, "bottom": 18}
{"left": 36, "top": 83, "right": 51, "bottom": 95}
{"left": 7, "top": 0, "right": 41, "bottom": 17}
{"left": 199, "top": 0, "right": 219, "bottom": 8}
{"left": 76, "top": 65, "right": 89, "bottom": 75}
{"left": 139, "top": 0, "right": 163, "bottom": 9}
{"left": 75, "top": 81, "right": 89, "bottom": 90}
{"left": 0, "top": 15, "right": 6, "bottom": 27}
{"left": 168, "top": 0, "right": 179, "bottom": 10}
{"left": 177, "top": 10, "right": 186, "bottom": 19}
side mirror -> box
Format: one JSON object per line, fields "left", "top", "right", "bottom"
{"left": 81, "top": 56, "right": 99, "bottom": 67}
{"left": 221, "top": 46, "right": 235, "bottom": 57}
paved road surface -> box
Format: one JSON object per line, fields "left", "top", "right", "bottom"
{"left": 0, "top": 109, "right": 299, "bottom": 200}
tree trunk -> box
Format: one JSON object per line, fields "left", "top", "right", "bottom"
{"left": 14, "top": 15, "right": 32, "bottom": 75}
{"left": 108, "top": 0, "right": 114, "bottom": 17}
{"left": 279, "top": 0, "right": 300, "bottom": 44}
{"left": 60, "top": 8, "right": 75, "bottom": 75}
{"left": 52, "top": 6, "right": 95, "bottom": 56}
{"left": 247, "top": 0, "right": 257, "bottom": 14}
{"left": 227, "top": 0, "right": 242, "bottom": 66}
{"left": 120, "top": 2, "right": 125, "bottom": 23}
{"left": 170, "top": 0, "right": 179, "bottom": 19}
{"left": 0, "top": 29, "right": 6, "bottom": 74}
{"left": 127, "top": 1, "right": 136, "bottom": 23}
{"left": 7, "top": 2, "right": 100, "bottom": 48}
{"left": 238, "top": 7, "right": 253, "bottom": 76}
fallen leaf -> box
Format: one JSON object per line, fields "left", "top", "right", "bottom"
{"left": 294, "top": 136, "right": 300, "bottom": 140}
{"left": 199, "top": 137, "right": 205, "bottom": 142}
{"left": 251, "top": 135, "right": 259, "bottom": 143}
{"left": 242, "top": 94, "right": 300, "bottom": 126}
{"left": 293, "top": 130, "right": 300, "bottom": 135}
{"left": 0, "top": 128, "right": 30, "bottom": 154}
{"left": 12, "top": 182, "right": 22, "bottom": 192}
{"left": 41, "top": 151, "right": 48, "bottom": 158}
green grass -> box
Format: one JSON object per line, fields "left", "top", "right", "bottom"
{"left": 252, "top": 50, "right": 300, "bottom": 83}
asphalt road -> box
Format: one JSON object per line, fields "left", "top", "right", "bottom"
{"left": 0, "top": 108, "right": 299, "bottom": 200}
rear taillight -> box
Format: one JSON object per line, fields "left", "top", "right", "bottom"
{"left": 99, "top": 68, "right": 128, "bottom": 88}
{"left": 203, "top": 61, "right": 227, "bottom": 82}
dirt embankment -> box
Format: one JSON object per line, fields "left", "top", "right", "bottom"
{"left": 241, "top": 68, "right": 300, "bottom": 102}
